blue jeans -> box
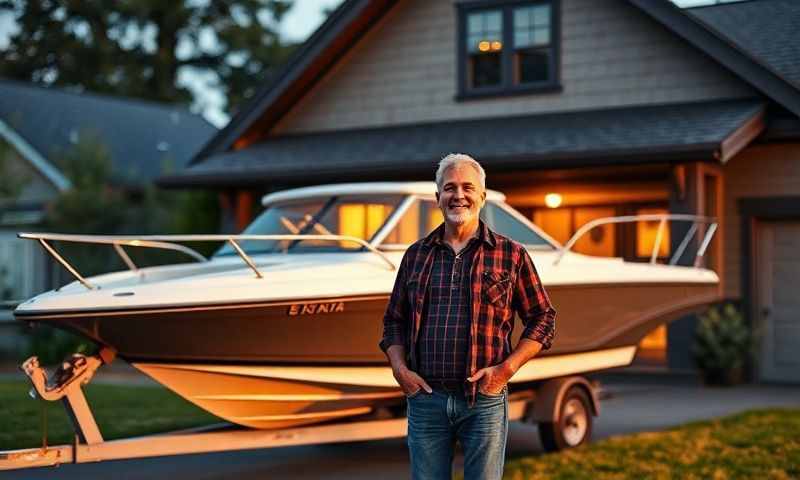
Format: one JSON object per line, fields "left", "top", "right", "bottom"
{"left": 406, "top": 387, "right": 508, "bottom": 480}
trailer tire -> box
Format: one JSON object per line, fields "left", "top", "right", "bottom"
{"left": 538, "top": 385, "right": 592, "bottom": 452}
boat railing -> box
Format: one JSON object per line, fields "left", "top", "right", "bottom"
{"left": 553, "top": 214, "right": 718, "bottom": 267}
{"left": 17, "top": 233, "right": 396, "bottom": 291}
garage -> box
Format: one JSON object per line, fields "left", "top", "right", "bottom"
{"left": 755, "top": 221, "right": 800, "bottom": 383}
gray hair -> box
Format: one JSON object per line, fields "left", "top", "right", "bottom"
{"left": 435, "top": 153, "right": 486, "bottom": 191}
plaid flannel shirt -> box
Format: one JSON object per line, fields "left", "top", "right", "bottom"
{"left": 379, "top": 221, "right": 556, "bottom": 405}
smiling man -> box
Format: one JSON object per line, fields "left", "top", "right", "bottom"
{"left": 379, "top": 153, "right": 556, "bottom": 480}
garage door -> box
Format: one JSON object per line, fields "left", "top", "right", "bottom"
{"left": 756, "top": 221, "right": 800, "bottom": 383}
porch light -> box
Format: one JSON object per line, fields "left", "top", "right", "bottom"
{"left": 544, "top": 193, "right": 562, "bottom": 209}
{"left": 478, "top": 41, "right": 491, "bottom": 52}
{"left": 491, "top": 41, "right": 502, "bottom": 51}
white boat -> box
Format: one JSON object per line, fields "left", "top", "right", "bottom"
{"left": 14, "top": 182, "right": 720, "bottom": 429}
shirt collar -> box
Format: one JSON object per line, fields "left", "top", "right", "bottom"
{"left": 422, "top": 220, "right": 496, "bottom": 249}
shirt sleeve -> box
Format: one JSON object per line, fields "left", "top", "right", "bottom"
{"left": 378, "top": 249, "right": 412, "bottom": 353}
{"left": 512, "top": 247, "right": 556, "bottom": 350}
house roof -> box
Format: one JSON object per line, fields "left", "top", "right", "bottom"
{"left": 0, "top": 79, "right": 217, "bottom": 186}
{"left": 159, "top": 99, "right": 766, "bottom": 188}
{"left": 687, "top": 0, "right": 800, "bottom": 90}
{"left": 630, "top": 0, "right": 800, "bottom": 116}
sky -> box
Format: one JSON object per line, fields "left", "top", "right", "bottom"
{"left": 0, "top": 0, "right": 740, "bottom": 127}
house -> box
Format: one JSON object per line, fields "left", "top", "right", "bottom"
{"left": 0, "top": 79, "right": 217, "bottom": 308}
{"left": 159, "top": 0, "right": 800, "bottom": 383}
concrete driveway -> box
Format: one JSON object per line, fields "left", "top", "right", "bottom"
{"left": 3, "top": 373, "right": 799, "bottom": 480}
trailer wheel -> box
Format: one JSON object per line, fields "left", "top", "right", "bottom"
{"left": 538, "top": 385, "right": 592, "bottom": 452}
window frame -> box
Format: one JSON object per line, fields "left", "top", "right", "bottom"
{"left": 456, "top": 0, "right": 562, "bottom": 100}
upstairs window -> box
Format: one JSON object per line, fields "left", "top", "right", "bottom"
{"left": 458, "top": 1, "right": 560, "bottom": 99}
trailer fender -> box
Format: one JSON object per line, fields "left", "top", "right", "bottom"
{"left": 528, "top": 376, "right": 599, "bottom": 423}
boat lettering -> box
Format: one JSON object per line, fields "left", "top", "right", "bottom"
{"left": 288, "top": 302, "right": 345, "bottom": 316}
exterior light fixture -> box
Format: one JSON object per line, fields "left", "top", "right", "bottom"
{"left": 491, "top": 41, "right": 502, "bottom": 51}
{"left": 545, "top": 193, "right": 562, "bottom": 209}
{"left": 478, "top": 41, "right": 491, "bottom": 52}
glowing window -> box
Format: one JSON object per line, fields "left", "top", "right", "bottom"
{"left": 636, "top": 208, "right": 671, "bottom": 258}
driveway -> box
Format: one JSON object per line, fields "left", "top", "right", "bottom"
{"left": 3, "top": 373, "right": 799, "bottom": 480}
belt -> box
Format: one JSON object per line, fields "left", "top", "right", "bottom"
{"left": 426, "top": 378, "right": 465, "bottom": 392}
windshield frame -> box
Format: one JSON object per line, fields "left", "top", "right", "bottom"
{"left": 376, "top": 194, "right": 560, "bottom": 251}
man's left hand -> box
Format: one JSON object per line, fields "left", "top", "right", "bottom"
{"left": 467, "top": 362, "right": 515, "bottom": 395}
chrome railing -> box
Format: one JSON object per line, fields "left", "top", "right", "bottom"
{"left": 553, "top": 214, "right": 718, "bottom": 267}
{"left": 18, "top": 233, "right": 397, "bottom": 290}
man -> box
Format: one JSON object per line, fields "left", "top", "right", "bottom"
{"left": 379, "top": 153, "right": 556, "bottom": 480}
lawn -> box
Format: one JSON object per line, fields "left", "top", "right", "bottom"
{"left": 0, "top": 379, "right": 217, "bottom": 450}
{"left": 503, "top": 408, "right": 800, "bottom": 480}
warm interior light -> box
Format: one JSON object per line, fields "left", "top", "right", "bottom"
{"left": 491, "top": 41, "right": 502, "bottom": 51}
{"left": 544, "top": 193, "right": 562, "bottom": 208}
{"left": 478, "top": 41, "right": 491, "bottom": 52}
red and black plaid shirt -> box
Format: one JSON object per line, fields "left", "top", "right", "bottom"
{"left": 380, "top": 221, "right": 556, "bottom": 405}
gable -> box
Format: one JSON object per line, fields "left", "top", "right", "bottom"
{"left": 272, "top": 0, "right": 755, "bottom": 135}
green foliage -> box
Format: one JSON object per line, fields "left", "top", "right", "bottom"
{"left": 0, "top": 141, "right": 26, "bottom": 201}
{"left": 692, "top": 303, "right": 752, "bottom": 385}
{"left": 0, "top": 0, "right": 297, "bottom": 114}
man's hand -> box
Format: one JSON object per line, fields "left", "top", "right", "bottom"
{"left": 393, "top": 365, "right": 432, "bottom": 396}
{"left": 468, "top": 362, "right": 515, "bottom": 395}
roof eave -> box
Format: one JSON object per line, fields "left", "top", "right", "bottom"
{"left": 157, "top": 143, "right": 722, "bottom": 189}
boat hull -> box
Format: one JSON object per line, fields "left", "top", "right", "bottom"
{"left": 16, "top": 282, "right": 720, "bottom": 363}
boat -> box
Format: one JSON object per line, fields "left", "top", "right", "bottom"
{"left": 13, "top": 182, "right": 721, "bottom": 430}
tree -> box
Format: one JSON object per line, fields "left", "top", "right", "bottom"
{"left": 0, "top": 142, "right": 24, "bottom": 201}
{"left": 0, "top": 0, "right": 296, "bottom": 114}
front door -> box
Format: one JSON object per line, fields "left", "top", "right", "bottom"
{"left": 756, "top": 221, "right": 800, "bottom": 383}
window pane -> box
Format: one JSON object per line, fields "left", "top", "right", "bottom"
{"left": 216, "top": 195, "right": 403, "bottom": 255}
{"left": 513, "top": 5, "right": 550, "bottom": 49}
{"left": 382, "top": 200, "right": 443, "bottom": 246}
{"left": 481, "top": 203, "right": 552, "bottom": 247}
{"left": 533, "top": 5, "right": 550, "bottom": 26}
{"left": 469, "top": 52, "right": 502, "bottom": 88}
{"left": 533, "top": 28, "right": 549, "bottom": 46}
{"left": 466, "top": 10, "right": 502, "bottom": 53}
{"left": 515, "top": 50, "right": 550, "bottom": 84}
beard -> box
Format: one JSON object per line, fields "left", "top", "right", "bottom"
{"left": 445, "top": 208, "right": 476, "bottom": 225}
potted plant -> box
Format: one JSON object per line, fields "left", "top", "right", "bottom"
{"left": 691, "top": 303, "right": 751, "bottom": 386}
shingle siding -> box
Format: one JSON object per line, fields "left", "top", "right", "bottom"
{"left": 723, "top": 143, "right": 800, "bottom": 299}
{"left": 274, "top": 0, "right": 754, "bottom": 135}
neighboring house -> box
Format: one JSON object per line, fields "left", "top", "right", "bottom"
{"left": 0, "top": 79, "right": 217, "bottom": 306}
{"left": 160, "top": 0, "right": 800, "bottom": 383}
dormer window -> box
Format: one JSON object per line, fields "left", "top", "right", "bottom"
{"left": 457, "top": 0, "right": 561, "bottom": 99}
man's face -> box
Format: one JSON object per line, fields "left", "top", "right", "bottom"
{"left": 436, "top": 164, "right": 486, "bottom": 227}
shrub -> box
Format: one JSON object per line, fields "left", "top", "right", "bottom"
{"left": 692, "top": 303, "right": 751, "bottom": 386}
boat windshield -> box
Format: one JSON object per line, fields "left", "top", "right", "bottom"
{"left": 379, "top": 199, "right": 555, "bottom": 250}
{"left": 215, "top": 195, "right": 405, "bottom": 256}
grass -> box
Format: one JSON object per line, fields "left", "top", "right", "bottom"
{"left": 0, "top": 379, "right": 217, "bottom": 450}
{"left": 502, "top": 408, "right": 800, "bottom": 480}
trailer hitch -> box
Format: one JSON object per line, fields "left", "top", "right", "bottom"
{"left": 20, "top": 347, "right": 116, "bottom": 445}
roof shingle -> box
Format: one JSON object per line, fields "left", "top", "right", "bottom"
{"left": 161, "top": 99, "right": 765, "bottom": 187}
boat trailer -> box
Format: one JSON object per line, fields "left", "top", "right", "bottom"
{"left": 0, "top": 349, "right": 600, "bottom": 471}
